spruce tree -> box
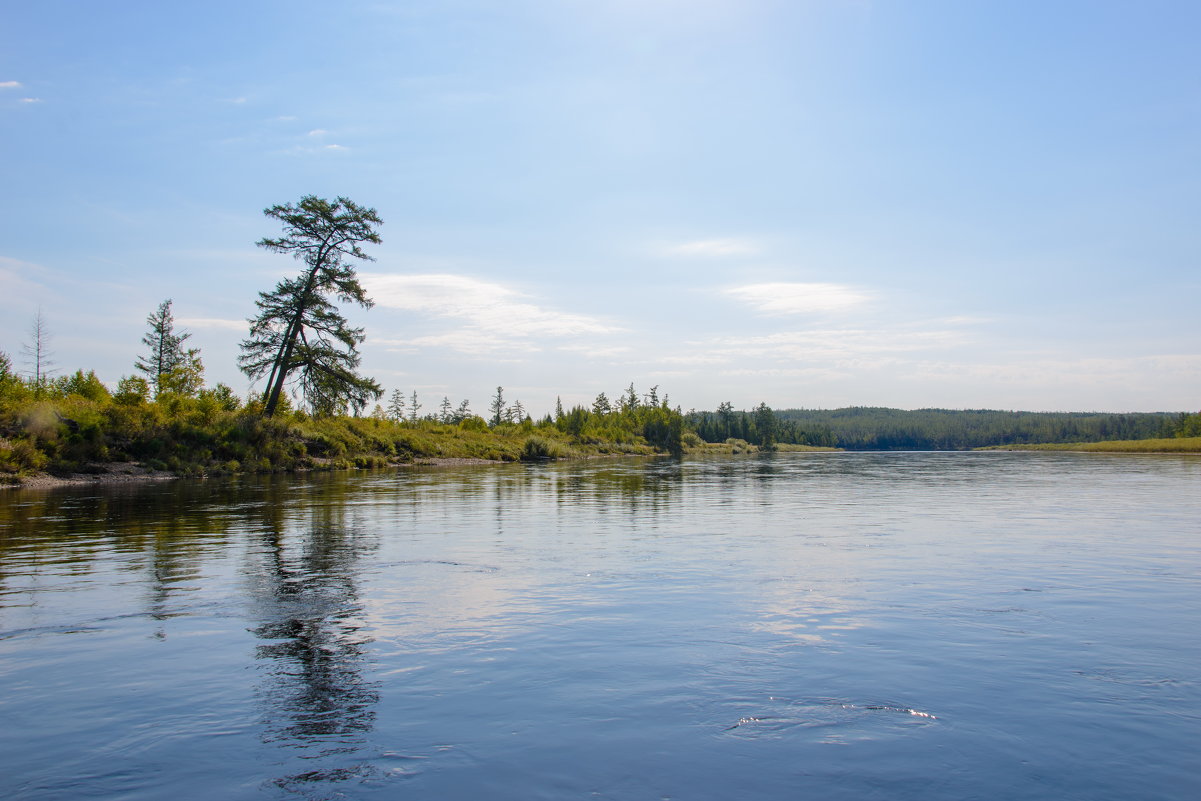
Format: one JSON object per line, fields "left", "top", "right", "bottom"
{"left": 387, "top": 389, "right": 406, "bottom": 422}
{"left": 135, "top": 299, "right": 190, "bottom": 396}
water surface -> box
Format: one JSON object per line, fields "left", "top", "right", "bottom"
{"left": 1, "top": 452, "right": 1199, "bottom": 800}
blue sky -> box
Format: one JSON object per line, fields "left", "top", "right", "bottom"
{"left": 2, "top": 0, "right": 1198, "bottom": 415}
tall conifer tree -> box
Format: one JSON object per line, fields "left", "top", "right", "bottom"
{"left": 238, "top": 196, "right": 383, "bottom": 416}
{"left": 135, "top": 299, "right": 190, "bottom": 397}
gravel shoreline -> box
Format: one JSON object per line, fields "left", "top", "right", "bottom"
{"left": 3, "top": 463, "right": 177, "bottom": 490}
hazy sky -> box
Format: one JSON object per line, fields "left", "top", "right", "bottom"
{"left": 2, "top": 0, "right": 1198, "bottom": 415}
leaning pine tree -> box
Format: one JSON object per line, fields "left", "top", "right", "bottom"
{"left": 238, "top": 195, "right": 383, "bottom": 416}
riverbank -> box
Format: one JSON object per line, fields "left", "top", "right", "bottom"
{"left": 1, "top": 440, "right": 844, "bottom": 490}
{"left": 979, "top": 436, "right": 1201, "bottom": 453}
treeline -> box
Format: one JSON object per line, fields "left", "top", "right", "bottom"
{"left": 686, "top": 402, "right": 836, "bottom": 448}
{"left": 546, "top": 384, "right": 686, "bottom": 456}
{"left": 770, "top": 407, "right": 1180, "bottom": 450}
{"left": 685, "top": 403, "right": 1191, "bottom": 450}
{"left": 1167, "top": 410, "right": 1201, "bottom": 438}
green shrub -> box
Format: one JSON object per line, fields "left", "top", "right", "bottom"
{"left": 0, "top": 438, "right": 48, "bottom": 474}
{"left": 520, "top": 435, "right": 565, "bottom": 461}
{"left": 459, "top": 416, "right": 489, "bottom": 433}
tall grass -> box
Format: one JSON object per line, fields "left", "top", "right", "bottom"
{"left": 981, "top": 437, "right": 1201, "bottom": 453}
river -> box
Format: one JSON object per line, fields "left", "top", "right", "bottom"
{"left": 1, "top": 452, "right": 1198, "bottom": 800}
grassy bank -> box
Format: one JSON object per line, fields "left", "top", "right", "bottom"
{"left": 979, "top": 437, "right": 1201, "bottom": 453}
{"left": 0, "top": 375, "right": 714, "bottom": 485}
{"left": 0, "top": 403, "right": 677, "bottom": 485}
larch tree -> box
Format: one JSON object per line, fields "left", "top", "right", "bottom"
{"left": 135, "top": 299, "right": 191, "bottom": 397}
{"left": 21, "top": 307, "right": 56, "bottom": 396}
{"left": 489, "top": 386, "right": 506, "bottom": 426}
{"left": 408, "top": 390, "right": 421, "bottom": 422}
{"left": 238, "top": 196, "right": 383, "bottom": 416}
{"left": 387, "top": 389, "right": 406, "bottom": 423}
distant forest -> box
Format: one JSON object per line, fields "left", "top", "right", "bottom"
{"left": 687, "top": 405, "right": 1182, "bottom": 451}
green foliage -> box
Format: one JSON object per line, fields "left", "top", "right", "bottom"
{"left": 158, "top": 348, "right": 205, "bottom": 397}
{"left": 520, "top": 435, "right": 566, "bottom": 461}
{"left": 58, "top": 370, "right": 112, "bottom": 403}
{"left": 114, "top": 376, "right": 151, "bottom": 405}
{"left": 550, "top": 383, "right": 687, "bottom": 455}
{"left": 689, "top": 402, "right": 833, "bottom": 447}
{"left": 985, "top": 437, "right": 1201, "bottom": 453}
{"left": 0, "top": 438, "right": 48, "bottom": 475}
{"left": 459, "top": 415, "right": 489, "bottom": 433}
{"left": 640, "top": 405, "right": 684, "bottom": 456}
{"left": 688, "top": 406, "right": 1177, "bottom": 450}
{"left": 752, "top": 402, "right": 778, "bottom": 449}
{"left": 199, "top": 383, "right": 241, "bottom": 412}
{"left": 1171, "top": 412, "right": 1201, "bottom": 438}
{"left": 0, "top": 351, "right": 32, "bottom": 407}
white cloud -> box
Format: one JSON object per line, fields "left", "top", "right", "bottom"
{"left": 307, "top": 129, "right": 328, "bottom": 137}
{"left": 725, "top": 282, "right": 870, "bottom": 315}
{"left": 177, "top": 317, "right": 246, "bottom": 332}
{"left": 556, "top": 343, "right": 633, "bottom": 359}
{"left": 915, "top": 354, "right": 1201, "bottom": 389}
{"left": 663, "top": 238, "right": 758, "bottom": 258}
{"left": 19, "top": 97, "right": 42, "bottom": 104}
{"left": 705, "top": 327, "right": 967, "bottom": 361}
{"left": 362, "top": 273, "right": 620, "bottom": 354}
{"left": 324, "top": 144, "right": 347, "bottom": 151}
{"left": 0, "top": 81, "right": 20, "bottom": 89}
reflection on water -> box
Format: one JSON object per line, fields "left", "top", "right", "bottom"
{"left": 248, "top": 522, "right": 379, "bottom": 771}
{"left": 2, "top": 453, "right": 1200, "bottom": 800}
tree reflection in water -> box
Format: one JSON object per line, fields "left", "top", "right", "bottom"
{"left": 243, "top": 481, "right": 382, "bottom": 790}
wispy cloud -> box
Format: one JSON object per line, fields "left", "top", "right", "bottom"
{"left": 1, "top": 81, "right": 21, "bottom": 89}
{"left": 725, "top": 282, "right": 871, "bottom": 315}
{"left": 307, "top": 129, "right": 328, "bottom": 137}
{"left": 279, "top": 143, "right": 349, "bottom": 156}
{"left": 914, "top": 354, "right": 1201, "bottom": 388}
{"left": 556, "top": 343, "right": 633, "bottom": 359}
{"left": 362, "top": 273, "right": 620, "bottom": 354}
{"left": 663, "top": 238, "right": 759, "bottom": 258}
{"left": 177, "top": 317, "right": 246, "bottom": 332}
{"left": 19, "top": 97, "right": 42, "bottom": 104}
{"left": 703, "top": 326, "right": 968, "bottom": 362}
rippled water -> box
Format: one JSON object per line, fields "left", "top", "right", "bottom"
{"left": 1, "top": 452, "right": 1199, "bottom": 800}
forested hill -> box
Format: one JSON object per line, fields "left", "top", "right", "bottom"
{"left": 776, "top": 407, "right": 1178, "bottom": 450}
{"left": 686, "top": 405, "right": 1182, "bottom": 450}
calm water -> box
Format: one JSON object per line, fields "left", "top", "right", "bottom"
{"left": 1, "top": 452, "right": 1199, "bottom": 800}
